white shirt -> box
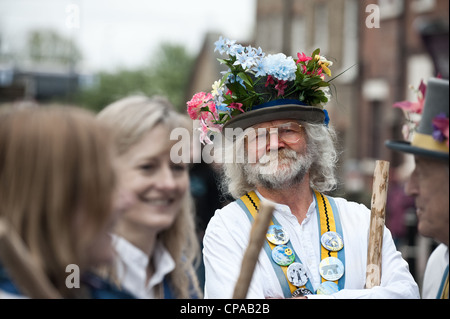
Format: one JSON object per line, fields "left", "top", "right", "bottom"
{"left": 203, "top": 191, "right": 420, "bottom": 299}
{"left": 112, "top": 234, "right": 175, "bottom": 299}
{"left": 422, "top": 244, "right": 449, "bottom": 299}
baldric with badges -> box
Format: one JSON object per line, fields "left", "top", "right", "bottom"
{"left": 237, "top": 190, "right": 345, "bottom": 297}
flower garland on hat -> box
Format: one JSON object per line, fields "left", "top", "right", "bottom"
{"left": 393, "top": 80, "right": 426, "bottom": 141}
{"left": 187, "top": 36, "right": 334, "bottom": 144}
{"left": 394, "top": 79, "right": 449, "bottom": 147}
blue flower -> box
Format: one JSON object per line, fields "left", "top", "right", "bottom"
{"left": 227, "top": 43, "right": 244, "bottom": 56}
{"left": 227, "top": 74, "right": 245, "bottom": 87}
{"left": 216, "top": 103, "right": 231, "bottom": 114}
{"left": 254, "top": 47, "right": 265, "bottom": 58}
{"left": 214, "top": 36, "right": 227, "bottom": 54}
{"left": 233, "top": 52, "right": 256, "bottom": 69}
{"left": 252, "top": 60, "right": 267, "bottom": 77}
{"left": 263, "top": 53, "right": 297, "bottom": 81}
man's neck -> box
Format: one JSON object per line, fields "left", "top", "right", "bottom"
{"left": 257, "top": 178, "right": 313, "bottom": 224}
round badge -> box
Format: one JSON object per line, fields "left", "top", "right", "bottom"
{"left": 320, "top": 231, "right": 344, "bottom": 252}
{"left": 291, "top": 287, "right": 313, "bottom": 298}
{"left": 266, "top": 225, "right": 289, "bottom": 245}
{"left": 287, "top": 262, "right": 308, "bottom": 287}
{"left": 271, "top": 245, "right": 295, "bottom": 266}
{"left": 319, "top": 257, "right": 344, "bottom": 281}
{"left": 316, "top": 281, "right": 340, "bottom": 295}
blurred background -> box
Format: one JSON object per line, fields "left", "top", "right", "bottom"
{"left": 0, "top": 0, "right": 448, "bottom": 290}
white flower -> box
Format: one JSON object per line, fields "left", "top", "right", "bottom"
{"left": 317, "top": 87, "right": 331, "bottom": 107}
{"left": 211, "top": 80, "right": 223, "bottom": 96}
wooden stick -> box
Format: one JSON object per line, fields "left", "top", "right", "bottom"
{"left": 365, "top": 160, "right": 390, "bottom": 289}
{"left": 0, "top": 218, "right": 62, "bottom": 298}
{"left": 232, "top": 200, "right": 275, "bottom": 299}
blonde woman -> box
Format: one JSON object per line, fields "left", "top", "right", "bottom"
{"left": 0, "top": 106, "right": 134, "bottom": 299}
{"left": 97, "top": 96, "right": 202, "bottom": 299}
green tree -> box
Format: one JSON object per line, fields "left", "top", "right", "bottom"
{"left": 77, "top": 43, "right": 194, "bottom": 113}
{"left": 149, "top": 43, "right": 195, "bottom": 111}
{"left": 27, "top": 29, "right": 82, "bottom": 66}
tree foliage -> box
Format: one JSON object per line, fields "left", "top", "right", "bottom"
{"left": 76, "top": 43, "right": 195, "bottom": 113}
{"left": 26, "top": 29, "right": 82, "bottom": 66}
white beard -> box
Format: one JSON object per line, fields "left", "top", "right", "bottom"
{"left": 244, "top": 148, "right": 313, "bottom": 190}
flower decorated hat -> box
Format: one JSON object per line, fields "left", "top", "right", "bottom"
{"left": 187, "top": 37, "right": 333, "bottom": 144}
{"left": 385, "top": 77, "right": 449, "bottom": 160}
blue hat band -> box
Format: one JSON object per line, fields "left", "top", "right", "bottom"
{"left": 251, "top": 99, "right": 329, "bottom": 126}
{"left": 251, "top": 99, "right": 306, "bottom": 110}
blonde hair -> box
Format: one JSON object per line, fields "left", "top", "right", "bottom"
{"left": 97, "top": 95, "right": 202, "bottom": 299}
{"left": 0, "top": 106, "right": 116, "bottom": 298}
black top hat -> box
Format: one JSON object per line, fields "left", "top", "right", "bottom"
{"left": 385, "top": 77, "right": 449, "bottom": 161}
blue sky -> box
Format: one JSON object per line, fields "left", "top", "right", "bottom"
{"left": 0, "top": 0, "right": 256, "bottom": 71}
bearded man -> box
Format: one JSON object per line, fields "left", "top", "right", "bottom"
{"left": 189, "top": 37, "right": 419, "bottom": 299}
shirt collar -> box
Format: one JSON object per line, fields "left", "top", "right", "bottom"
{"left": 148, "top": 240, "right": 176, "bottom": 288}
{"left": 111, "top": 234, "right": 176, "bottom": 290}
{"left": 254, "top": 189, "right": 316, "bottom": 222}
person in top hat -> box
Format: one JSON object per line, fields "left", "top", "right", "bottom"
{"left": 187, "top": 37, "right": 419, "bottom": 298}
{"left": 386, "top": 77, "right": 449, "bottom": 299}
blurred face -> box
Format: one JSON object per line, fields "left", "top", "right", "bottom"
{"left": 405, "top": 156, "right": 449, "bottom": 245}
{"left": 82, "top": 145, "right": 136, "bottom": 267}
{"left": 86, "top": 186, "right": 136, "bottom": 267}
{"left": 243, "top": 119, "right": 312, "bottom": 189}
{"left": 115, "top": 124, "right": 189, "bottom": 235}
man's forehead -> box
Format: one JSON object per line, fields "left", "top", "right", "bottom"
{"left": 252, "top": 119, "right": 299, "bottom": 129}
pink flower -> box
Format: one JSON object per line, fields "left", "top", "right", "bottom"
{"left": 198, "top": 119, "right": 213, "bottom": 145}
{"left": 275, "top": 80, "right": 288, "bottom": 96}
{"left": 265, "top": 75, "right": 275, "bottom": 87}
{"left": 229, "top": 102, "right": 244, "bottom": 113}
{"left": 198, "top": 117, "right": 222, "bottom": 145}
{"left": 316, "top": 68, "right": 325, "bottom": 80}
{"left": 187, "top": 92, "right": 213, "bottom": 120}
{"left": 418, "top": 80, "right": 427, "bottom": 100}
{"left": 296, "top": 52, "right": 312, "bottom": 63}
{"left": 199, "top": 101, "right": 217, "bottom": 120}
{"left": 393, "top": 101, "right": 423, "bottom": 114}
{"left": 300, "top": 64, "right": 313, "bottom": 76}
{"left": 393, "top": 80, "right": 427, "bottom": 114}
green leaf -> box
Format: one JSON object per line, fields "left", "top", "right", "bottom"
{"left": 306, "top": 77, "right": 323, "bottom": 86}
{"left": 311, "top": 48, "right": 320, "bottom": 58}
{"left": 237, "top": 72, "right": 253, "bottom": 87}
{"left": 220, "top": 72, "right": 232, "bottom": 86}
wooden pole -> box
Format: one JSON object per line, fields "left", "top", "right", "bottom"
{"left": 365, "top": 160, "right": 390, "bottom": 289}
{"left": 0, "top": 218, "right": 62, "bottom": 298}
{"left": 232, "top": 200, "right": 275, "bottom": 299}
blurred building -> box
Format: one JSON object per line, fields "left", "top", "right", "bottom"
{"left": 0, "top": 29, "right": 94, "bottom": 104}
{"left": 359, "top": 0, "right": 448, "bottom": 169}
{"left": 358, "top": 0, "right": 448, "bottom": 286}
{"left": 0, "top": 65, "right": 83, "bottom": 103}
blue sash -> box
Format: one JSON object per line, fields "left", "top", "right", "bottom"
{"left": 237, "top": 191, "right": 345, "bottom": 297}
